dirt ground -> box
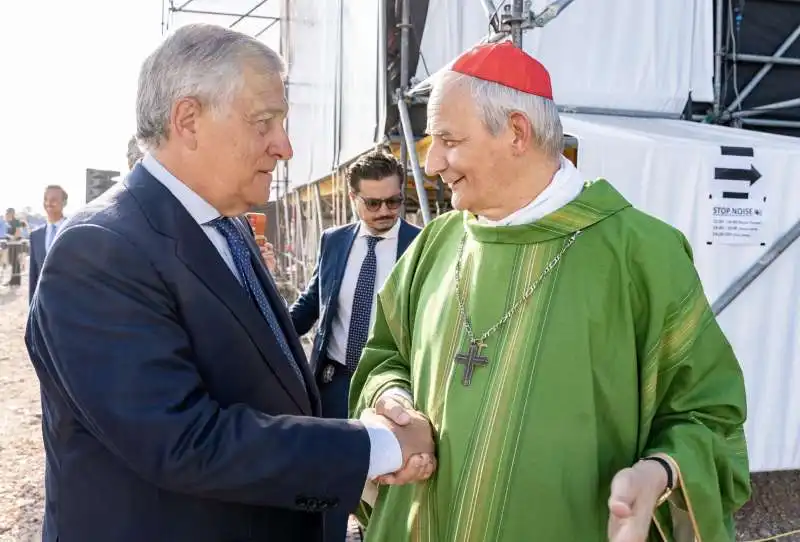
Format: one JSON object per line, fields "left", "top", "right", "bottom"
{"left": 0, "top": 274, "right": 797, "bottom": 541}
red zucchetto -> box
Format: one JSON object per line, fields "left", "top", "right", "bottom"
{"left": 451, "top": 40, "right": 553, "bottom": 100}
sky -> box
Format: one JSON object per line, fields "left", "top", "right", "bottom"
{"left": 0, "top": 0, "right": 280, "bottom": 214}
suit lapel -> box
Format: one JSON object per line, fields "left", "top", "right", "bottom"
{"left": 33, "top": 229, "right": 46, "bottom": 269}
{"left": 330, "top": 224, "right": 359, "bottom": 305}
{"left": 396, "top": 220, "right": 409, "bottom": 261}
{"left": 124, "top": 166, "right": 312, "bottom": 414}
{"left": 233, "top": 218, "right": 318, "bottom": 411}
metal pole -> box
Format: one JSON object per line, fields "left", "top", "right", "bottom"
{"left": 712, "top": 219, "right": 800, "bottom": 315}
{"left": 399, "top": 0, "right": 411, "bottom": 215}
{"left": 730, "top": 97, "right": 800, "bottom": 119}
{"left": 728, "top": 53, "right": 800, "bottom": 67}
{"left": 510, "top": 0, "right": 525, "bottom": 47}
{"left": 174, "top": 9, "right": 278, "bottom": 19}
{"left": 480, "top": 0, "right": 498, "bottom": 17}
{"left": 724, "top": 23, "right": 800, "bottom": 114}
{"left": 479, "top": 0, "right": 500, "bottom": 33}
{"left": 713, "top": 0, "right": 724, "bottom": 118}
{"left": 558, "top": 105, "right": 682, "bottom": 119}
{"left": 397, "top": 97, "right": 432, "bottom": 224}
{"left": 738, "top": 118, "right": 800, "bottom": 128}
{"left": 532, "top": 0, "right": 577, "bottom": 27}
{"left": 229, "top": 0, "right": 268, "bottom": 28}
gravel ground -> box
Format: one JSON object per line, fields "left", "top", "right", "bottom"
{"left": 0, "top": 273, "right": 797, "bottom": 541}
{"left": 0, "top": 280, "right": 43, "bottom": 542}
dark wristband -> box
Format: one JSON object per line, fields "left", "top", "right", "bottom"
{"left": 641, "top": 456, "right": 674, "bottom": 490}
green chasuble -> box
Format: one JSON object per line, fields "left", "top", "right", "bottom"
{"left": 349, "top": 180, "right": 751, "bottom": 542}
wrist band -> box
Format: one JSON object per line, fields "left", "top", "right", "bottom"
{"left": 641, "top": 456, "right": 674, "bottom": 490}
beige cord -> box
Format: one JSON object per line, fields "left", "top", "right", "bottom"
{"left": 742, "top": 527, "right": 800, "bottom": 542}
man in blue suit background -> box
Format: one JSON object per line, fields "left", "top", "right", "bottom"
{"left": 25, "top": 24, "right": 435, "bottom": 542}
{"left": 290, "top": 150, "right": 421, "bottom": 420}
{"left": 28, "top": 184, "right": 68, "bottom": 302}
{"left": 289, "top": 150, "right": 421, "bottom": 541}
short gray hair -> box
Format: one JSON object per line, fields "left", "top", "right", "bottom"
{"left": 432, "top": 70, "right": 563, "bottom": 160}
{"left": 136, "top": 23, "right": 286, "bottom": 151}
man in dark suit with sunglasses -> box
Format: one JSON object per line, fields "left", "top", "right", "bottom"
{"left": 289, "top": 149, "right": 421, "bottom": 541}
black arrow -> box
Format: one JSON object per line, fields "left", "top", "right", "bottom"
{"left": 720, "top": 146, "right": 754, "bottom": 157}
{"left": 722, "top": 191, "right": 749, "bottom": 200}
{"left": 714, "top": 165, "right": 762, "bottom": 186}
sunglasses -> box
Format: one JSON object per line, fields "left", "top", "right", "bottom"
{"left": 356, "top": 194, "right": 404, "bottom": 212}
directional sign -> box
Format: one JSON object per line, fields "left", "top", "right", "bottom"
{"left": 707, "top": 146, "right": 768, "bottom": 246}
{"left": 85, "top": 168, "right": 120, "bottom": 204}
{"left": 714, "top": 146, "right": 762, "bottom": 200}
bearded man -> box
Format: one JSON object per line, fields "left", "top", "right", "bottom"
{"left": 349, "top": 40, "right": 751, "bottom": 542}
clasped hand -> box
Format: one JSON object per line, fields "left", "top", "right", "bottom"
{"left": 360, "top": 395, "right": 437, "bottom": 486}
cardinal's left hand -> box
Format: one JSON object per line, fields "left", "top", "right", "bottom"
{"left": 607, "top": 459, "right": 669, "bottom": 542}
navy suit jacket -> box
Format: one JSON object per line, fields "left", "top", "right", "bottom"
{"left": 28, "top": 225, "right": 46, "bottom": 301}
{"left": 289, "top": 220, "right": 421, "bottom": 372}
{"left": 25, "top": 164, "right": 370, "bottom": 542}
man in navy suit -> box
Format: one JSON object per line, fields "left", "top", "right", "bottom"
{"left": 28, "top": 184, "right": 68, "bottom": 302}
{"left": 25, "top": 24, "right": 435, "bottom": 542}
{"left": 289, "top": 151, "right": 422, "bottom": 541}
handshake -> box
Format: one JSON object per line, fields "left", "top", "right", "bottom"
{"left": 361, "top": 394, "right": 437, "bottom": 486}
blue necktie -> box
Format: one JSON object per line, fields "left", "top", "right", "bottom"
{"left": 210, "top": 217, "right": 305, "bottom": 384}
{"left": 46, "top": 224, "right": 57, "bottom": 252}
{"left": 345, "top": 236, "right": 382, "bottom": 374}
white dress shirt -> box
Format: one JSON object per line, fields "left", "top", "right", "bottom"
{"left": 141, "top": 154, "right": 401, "bottom": 479}
{"left": 326, "top": 219, "right": 401, "bottom": 364}
{"left": 141, "top": 154, "right": 242, "bottom": 283}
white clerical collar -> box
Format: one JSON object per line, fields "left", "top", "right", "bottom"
{"left": 358, "top": 218, "right": 400, "bottom": 240}
{"left": 477, "top": 156, "right": 586, "bottom": 227}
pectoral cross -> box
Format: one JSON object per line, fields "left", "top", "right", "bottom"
{"left": 454, "top": 341, "right": 489, "bottom": 387}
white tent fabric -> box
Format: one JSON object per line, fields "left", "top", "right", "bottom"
{"left": 415, "top": 0, "right": 714, "bottom": 113}
{"left": 562, "top": 114, "right": 800, "bottom": 472}
{"left": 284, "top": 0, "right": 384, "bottom": 188}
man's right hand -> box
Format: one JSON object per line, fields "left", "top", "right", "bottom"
{"left": 373, "top": 393, "right": 437, "bottom": 485}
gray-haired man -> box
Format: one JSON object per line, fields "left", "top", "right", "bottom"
{"left": 26, "top": 24, "right": 435, "bottom": 542}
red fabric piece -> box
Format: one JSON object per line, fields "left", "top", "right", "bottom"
{"left": 451, "top": 40, "right": 553, "bottom": 100}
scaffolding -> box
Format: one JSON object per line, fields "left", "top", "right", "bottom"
{"left": 158, "top": 0, "right": 800, "bottom": 308}
{"left": 706, "top": 0, "right": 800, "bottom": 131}
{"left": 161, "top": 0, "right": 304, "bottom": 296}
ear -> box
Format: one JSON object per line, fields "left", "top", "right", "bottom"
{"left": 170, "top": 97, "right": 203, "bottom": 150}
{"left": 348, "top": 190, "right": 357, "bottom": 202}
{"left": 508, "top": 111, "right": 533, "bottom": 155}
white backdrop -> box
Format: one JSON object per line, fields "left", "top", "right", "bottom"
{"left": 416, "top": 0, "right": 714, "bottom": 112}
{"left": 284, "top": 0, "right": 384, "bottom": 187}
{"left": 562, "top": 114, "right": 800, "bottom": 472}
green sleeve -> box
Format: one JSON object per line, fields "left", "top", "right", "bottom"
{"left": 635, "top": 230, "right": 751, "bottom": 542}
{"left": 347, "top": 219, "right": 440, "bottom": 528}
{"left": 348, "top": 219, "right": 438, "bottom": 418}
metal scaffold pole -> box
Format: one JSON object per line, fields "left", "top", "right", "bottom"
{"left": 397, "top": 96, "right": 433, "bottom": 225}
{"left": 712, "top": 219, "right": 800, "bottom": 316}
{"left": 399, "top": 0, "right": 411, "bottom": 216}
{"left": 397, "top": 0, "right": 433, "bottom": 225}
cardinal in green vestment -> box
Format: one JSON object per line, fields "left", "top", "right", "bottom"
{"left": 349, "top": 40, "right": 751, "bottom": 542}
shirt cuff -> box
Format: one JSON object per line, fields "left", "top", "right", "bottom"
{"left": 377, "top": 386, "right": 414, "bottom": 407}
{"left": 362, "top": 420, "right": 403, "bottom": 479}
